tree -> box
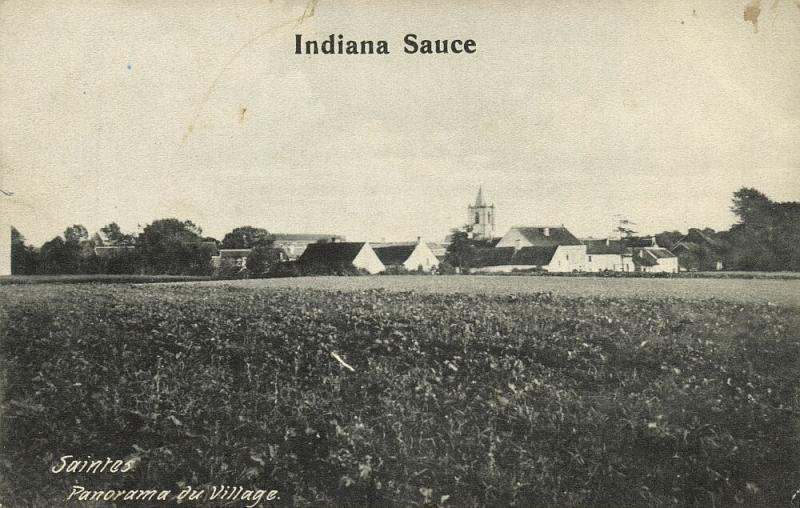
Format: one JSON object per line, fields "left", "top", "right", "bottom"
{"left": 221, "top": 226, "right": 273, "bottom": 249}
{"left": 63, "top": 224, "right": 89, "bottom": 244}
{"left": 10, "top": 227, "right": 36, "bottom": 275}
{"left": 731, "top": 188, "right": 772, "bottom": 227}
{"left": 138, "top": 218, "right": 211, "bottom": 275}
{"left": 245, "top": 245, "right": 284, "bottom": 277}
{"left": 444, "top": 228, "right": 477, "bottom": 270}
{"left": 99, "top": 222, "right": 135, "bottom": 246}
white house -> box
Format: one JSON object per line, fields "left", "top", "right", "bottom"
{"left": 298, "top": 241, "right": 385, "bottom": 274}
{"left": 494, "top": 226, "right": 586, "bottom": 272}
{"left": 211, "top": 248, "right": 251, "bottom": 268}
{"left": 632, "top": 247, "right": 679, "bottom": 273}
{"left": 583, "top": 238, "right": 634, "bottom": 272}
{"left": 373, "top": 240, "right": 440, "bottom": 272}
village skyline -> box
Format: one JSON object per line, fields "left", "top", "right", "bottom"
{"left": 2, "top": 1, "right": 798, "bottom": 246}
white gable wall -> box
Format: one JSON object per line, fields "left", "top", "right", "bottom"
{"left": 495, "top": 228, "right": 532, "bottom": 249}
{"left": 353, "top": 243, "right": 386, "bottom": 274}
{"left": 544, "top": 245, "right": 586, "bottom": 272}
{"left": 403, "top": 242, "right": 440, "bottom": 271}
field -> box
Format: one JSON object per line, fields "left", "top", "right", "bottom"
{"left": 1, "top": 280, "right": 799, "bottom": 506}
{"left": 193, "top": 275, "right": 800, "bottom": 307}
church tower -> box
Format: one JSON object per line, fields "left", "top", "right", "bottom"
{"left": 467, "top": 186, "right": 496, "bottom": 240}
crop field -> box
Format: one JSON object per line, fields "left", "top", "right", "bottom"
{"left": 1, "top": 283, "right": 799, "bottom": 506}
{"left": 194, "top": 275, "right": 800, "bottom": 307}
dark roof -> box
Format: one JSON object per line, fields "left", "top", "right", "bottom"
{"left": 473, "top": 247, "right": 515, "bottom": 267}
{"left": 472, "top": 246, "right": 558, "bottom": 267}
{"left": 298, "top": 242, "right": 365, "bottom": 265}
{"left": 218, "top": 249, "right": 251, "bottom": 258}
{"left": 512, "top": 226, "right": 582, "bottom": 246}
{"left": 373, "top": 245, "right": 416, "bottom": 265}
{"left": 622, "top": 236, "right": 658, "bottom": 248}
{"left": 647, "top": 248, "right": 676, "bottom": 259}
{"left": 584, "top": 239, "right": 626, "bottom": 255}
{"left": 632, "top": 249, "right": 658, "bottom": 266}
{"left": 511, "top": 246, "right": 558, "bottom": 266}
{"left": 272, "top": 234, "right": 345, "bottom": 242}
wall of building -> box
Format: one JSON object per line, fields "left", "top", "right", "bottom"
{"left": 403, "top": 243, "right": 439, "bottom": 271}
{"left": 586, "top": 253, "right": 624, "bottom": 272}
{"left": 352, "top": 244, "right": 386, "bottom": 274}
{"left": 546, "top": 245, "right": 586, "bottom": 272}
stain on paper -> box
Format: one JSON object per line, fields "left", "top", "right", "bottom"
{"left": 744, "top": 0, "right": 762, "bottom": 31}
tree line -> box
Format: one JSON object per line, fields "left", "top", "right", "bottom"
{"left": 10, "top": 221, "right": 287, "bottom": 277}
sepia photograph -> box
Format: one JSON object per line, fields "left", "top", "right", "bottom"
{"left": 1, "top": 0, "right": 799, "bottom": 506}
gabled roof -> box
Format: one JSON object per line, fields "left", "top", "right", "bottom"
{"left": 373, "top": 244, "right": 416, "bottom": 266}
{"left": 218, "top": 249, "right": 251, "bottom": 258}
{"left": 473, "top": 247, "right": 515, "bottom": 267}
{"left": 272, "top": 233, "right": 345, "bottom": 242}
{"left": 474, "top": 186, "right": 486, "bottom": 207}
{"left": 646, "top": 248, "right": 676, "bottom": 259}
{"left": 583, "top": 239, "right": 626, "bottom": 255}
{"left": 298, "top": 242, "right": 366, "bottom": 265}
{"left": 511, "top": 246, "right": 558, "bottom": 266}
{"left": 511, "top": 226, "right": 582, "bottom": 246}
{"left": 472, "top": 246, "right": 559, "bottom": 267}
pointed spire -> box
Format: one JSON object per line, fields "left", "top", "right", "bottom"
{"left": 474, "top": 186, "right": 485, "bottom": 207}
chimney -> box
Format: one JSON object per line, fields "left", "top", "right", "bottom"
{"left": 543, "top": 227, "right": 550, "bottom": 237}
{"left": 651, "top": 236, "right": 656, "bottom": 247}
{"left": 605, "top": 238, "right": 610, "bottom": 246}
{"left": 330, "top": 237, "right": 337, "bottom": 243}
{"left": 515, "top": 238, "right": 521, "bottom": 251}
{"left": 416, "top": 236, "right": 422, "bottom": 244}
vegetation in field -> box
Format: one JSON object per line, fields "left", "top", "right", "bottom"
{"left": 1, "top": 286, "right": 799, "bottom": 506}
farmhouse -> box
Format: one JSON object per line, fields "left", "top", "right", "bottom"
{"left": 272, "top": 234, "right": 346, "bottom": 260}
{"left": 671, "top": 228, "right": 727, "bottom": 271}
{"left": 494, "top": 226, "right": 586, "bottom": 272}
{"left": 631, "top": 247, "right": 679, "bottom": 273}
{"left": 583, "top": 238, "right": 634, "bottom": 272}
{"left": 372, "top": 240, "right": 439, "bottom": 272}
{"left": 298, "top": 242, "right": 385, "bottom": 274}
{"left": 471, "top": 245, "right": 565, "bottom": 273}
{"left": 211, "top": 249, "right": 252, "bottom": 269}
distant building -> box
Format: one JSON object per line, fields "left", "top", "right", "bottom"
{"left": 583, "top": 238, "right": 634, "bottom": 272}
{"left": 298, "top": 242, "right": 385, "bottom": 274}
{"left": 631, "top": 246, "right": 679, "bottom": 273}
{"left": 471, "top": 245, "right": 564, "bottom": 273}
{"left": 495, "top": 226, "right": 586, "bottom": 272}
{"left": 373, "top": 240, "right": 440, "bottom": 272}
{"left": 467, "top": 187, "right": 496, "bottom": 240}
{"left": 272, "top": 233, "right": 346, "bottom": 260}
{"left": 671, "top": 229, "right": 728, "bottom": 271}
{"left": 211, "top": 248, "right": 252, "bottom": 268}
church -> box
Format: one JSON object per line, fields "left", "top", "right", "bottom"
{"left": 467, "top": 186, "right": 496, "bottom": 241}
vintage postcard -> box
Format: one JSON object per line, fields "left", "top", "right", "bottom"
{"left": 1, "top": 1, "right": 798, "bottom": 506}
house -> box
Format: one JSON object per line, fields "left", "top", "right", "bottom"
{"left": 671, "top": 229, "right": 728, "bottom": 271}
{"left": 583, "top": 238, "right": 634, "bottom": 272}
{"left": 494, "top": 226, "right": 586, "bottom": 272}
{"left": 472, "top": 245, "right": 567, "bottom": 273}
{"left": 631, "top": 247, "right": 679, "bottom": 273}
{"left": 426, "top": 242, "right": 448, "bottom": 261}
{"left": 211, "top": 249, "right": 252, "bottom": 268}
{"left": 373, "top": 240, "right": 440, "bottom": 272}
{"left": 272, "top": 234, "right": 346, "bottom": 260}
{"left": 298, "top": 242, "right": 385, "bottom": 274}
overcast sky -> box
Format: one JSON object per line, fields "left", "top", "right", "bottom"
{"left": 1, "top": 0, "right": 798, "bottom": 245}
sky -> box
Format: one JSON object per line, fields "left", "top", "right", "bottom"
{"left": 1, "top": 0, "right": 798, "bottom": 245}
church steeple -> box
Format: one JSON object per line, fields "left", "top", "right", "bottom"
{"left": 474, "top": 186, "right": 486, "bottom": 207}
{"left": 467, "top": 186, "right": 496, "bottom": 240}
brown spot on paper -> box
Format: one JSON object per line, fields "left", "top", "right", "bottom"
{"left": 744, "top": 0, "right": 762, "bottom": 31}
